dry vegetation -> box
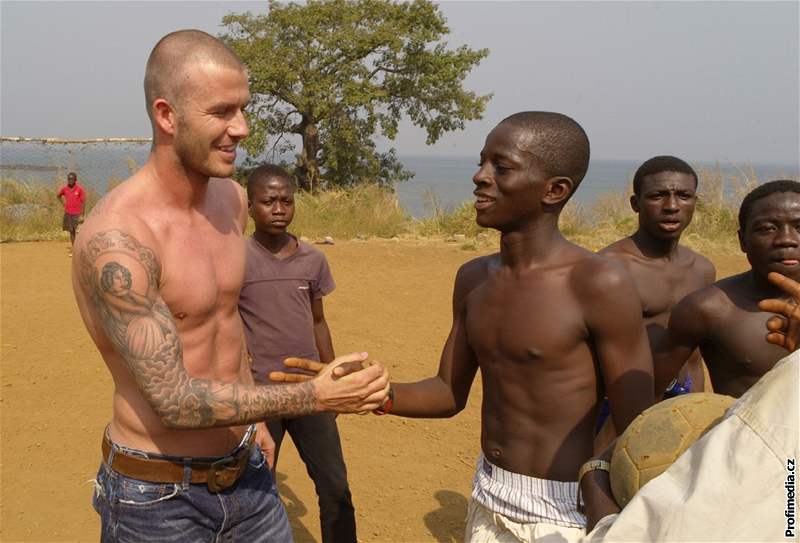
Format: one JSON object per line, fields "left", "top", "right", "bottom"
{"left": 0, "top": 166, "right": 772, "bottom": 252}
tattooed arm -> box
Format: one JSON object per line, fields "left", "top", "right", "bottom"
{"left": 78, "top": 228, "right": 388, "bottom": 429}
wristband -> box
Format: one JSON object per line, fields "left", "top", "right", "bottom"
{"left": 576, "top": 459, "right": 611, "bottom": 512}
{"left": 373, "top": 386, "right": 394, "bottom": 415}
{"left": 577, "top": 459, "right": 610, "bottom": 483}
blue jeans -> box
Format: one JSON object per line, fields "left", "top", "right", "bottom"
{"left": 92, "top": 445, "right": 293, "bottom": 542}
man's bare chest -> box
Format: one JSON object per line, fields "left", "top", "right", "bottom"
{"left": 632, "top": 265, "right": 706, "bottom": 319}
{"left": 706, "top": 309, "right": 786, "bottom": 378}
{"left": 465, "top": 279, "right": 586, "bottom": 362}
{"left": 158, "top": 228, "right": 246, "bottom": 322}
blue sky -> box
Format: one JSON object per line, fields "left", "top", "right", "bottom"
{"left": 1, "top": 1, "right": 798, "bottom": 166}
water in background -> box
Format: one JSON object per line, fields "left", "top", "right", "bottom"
{"left": 1, "top": 140, "right": 797, "bottom": 218}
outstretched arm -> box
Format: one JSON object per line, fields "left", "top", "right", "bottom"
{"left": 389, "top": 262, "right": 483, "bottom": 418}
{"left": 77, "top": 228, "right": 389, "bottom": 429}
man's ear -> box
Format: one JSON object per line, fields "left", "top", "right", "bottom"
{"left": 630, "top": 194, "right": 640, "bottom": 213}
{"left": 543, "top": 176, "right": 575, "bottom": 206}
{"left": 152, "top": 98, "right": 178, "bottom": 136}
{"left": 738, "top": 228, "right": 746, "bottom": 252}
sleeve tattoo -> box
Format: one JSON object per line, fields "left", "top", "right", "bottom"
{"left": 79, "top": 230, "right": 316, "bottom": 428}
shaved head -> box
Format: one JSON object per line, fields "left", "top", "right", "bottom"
{"left": 500, "top": 111, "right": 590, "bottom": 191}
{"left": 144, "top": 29, "right": 245, "bottom": 121}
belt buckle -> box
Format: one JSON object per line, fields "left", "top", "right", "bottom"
{"left": 207, "top": 456, "right": 237, "bottom": 493}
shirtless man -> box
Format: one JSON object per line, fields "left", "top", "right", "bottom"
{"left": 600, "top": 156, "right": 715, "bottom": 393}
{"left": 283, "top": 112, "right": 655, "bottom": 541}
{"left": 397, "top": 112, "right": 655, "bottom": 541}
{"left": 579, "top": 268, "right": 800, "bottom": 538}
{"left": 72, "top": 30, "right": 388, "bottom": 542}
{"left": 592, "top": 157, "right": 716, "bottom": 450}
{"left": 657, "top": 179, "right": 800, "bottom": 397}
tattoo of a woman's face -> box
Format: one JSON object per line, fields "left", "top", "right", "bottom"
{"left": 78, "top": 229, "right": 316, "bottom": 428}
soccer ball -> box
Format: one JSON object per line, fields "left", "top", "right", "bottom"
{"left": 610, "top": 393, "right": 735, "bottom": 508}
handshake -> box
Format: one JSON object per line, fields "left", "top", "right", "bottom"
{"left": 269, "top": 352, "right": 392, "bottom": 415}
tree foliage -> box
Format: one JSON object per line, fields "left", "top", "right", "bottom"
{"left": 221, "top": 0, "right": 490, "bottom": 191}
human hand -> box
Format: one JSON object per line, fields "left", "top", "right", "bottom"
{"left": 254, "top": 422, "right": 275, "bottom": 469}
{"left": 311, "top": 352, "right": 390, "bottom": 413}
{"left": 758, "top": 272, "right": 800, "bottom": 352}
{"left": 269, "top": 356, "right": 366, "bottom": 382}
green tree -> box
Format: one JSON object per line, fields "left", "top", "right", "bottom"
{"left": 221, "top": 0, "right": 490, "bottom": 191}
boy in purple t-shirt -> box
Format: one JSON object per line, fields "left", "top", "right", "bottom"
{"left": 238, "top": 164, "right": 356, "bottom": 543}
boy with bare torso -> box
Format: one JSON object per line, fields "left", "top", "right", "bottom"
{"left": 400, "top": 113, "right": 654, "bottom": 541}
{"left": 339, "top": 113, "right": 654, "bottom": 541}
{"left": 600, "top": 156, "right": 715, "bottom": 394}
{"left": 657, "top": 179, "right": 800, "bottom": 398}
{"left": 71, "top": 30, "right": 388, "bottom": 542}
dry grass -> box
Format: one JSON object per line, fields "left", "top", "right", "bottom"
{"left": 0, "top": 166, "right": 777, "bottom": 250}
{"left": 0, "top": 177, "right": 100, "bottom": 242}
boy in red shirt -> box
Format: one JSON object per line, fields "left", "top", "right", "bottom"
{"left": 57, "top": 172, "right": 86, "bottom": 251}
{"left": 238, "top": 164, "right": 356, "bottom": 543}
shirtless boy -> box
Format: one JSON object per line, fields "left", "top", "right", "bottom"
{"left": 283, "top": 113, "right": 655, "bottom": 541}
{"left": 600, "top": 156, "right": 715, "bottom": 394}
{"left": 657, "top": 179, "right": 800, "bottom": 397}
{"left": 71, "top": 30, "right": 388, "bottom": 542}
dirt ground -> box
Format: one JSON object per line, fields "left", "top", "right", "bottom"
{"left": 0, "top": 239, "right": 749, "bottom": 542}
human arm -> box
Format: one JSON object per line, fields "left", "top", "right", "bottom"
{"left": 389, "top": 262, "right": 482, "bottom": 417}
{"left": 238, "top": 348, "right": 276, "bottom": 467}
{"left": 311, "top": 298, "right": 335, "bottom": 363}
{"left": 653, "top": 291, "right": 714, "bottom": 393}
{"left": 583, "top": 262, "right": 654, "bottom": 433}
{"left": 279, "top": 260, "right": 483, "bottom": 415}
{"left": 579, "top": 446, "right": 620, "bottom": 532}
{"left": 77, "top": 227, "right": 389, "bottom": 429}
{"left": 758, "top": 271, "right": 800, "bottom": 352}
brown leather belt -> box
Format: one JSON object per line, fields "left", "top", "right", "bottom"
{"left": 101, "top": 429, "right": 256, "bottom": 493}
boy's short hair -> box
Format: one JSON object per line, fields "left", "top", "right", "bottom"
{"left": 632, "top": 156, "right": 698, "bottom": 196}
{"left": 246, "top": 164, "right": 294, "bottom": 199}
{"left": 499, "top": 111, "right": 590, "bottom": 201}
{"left": 739, "top": 179, "right": 800, "bottom": 231}
{"left": 67, "top": 172, "right": 77, "bottom": 181}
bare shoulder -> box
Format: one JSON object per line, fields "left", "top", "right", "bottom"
{"left": 452, "top": 253, "right": 498, "bottom": 310}
{"left": 455, "top": 253, "right": 498, "bottom": 289}
{"left": 209, "top": 177, "right": 247, "bottom": 228}
{"left": 572, "top": 249, "right": 635, "bottom": 298}
{"left": 210, "top": 176, "right": 246, "bottom": 202}
{"left": 598, "top": 236, "right": 637, "bottom": 260}
{"left": 679, "top": 245, "right": 716, "bottom": 282}
{"left": 672, "top": 274, "right": 741, "bottom": 322}
{"left": 74, "top": 180, "right": 161, "bottom": 293}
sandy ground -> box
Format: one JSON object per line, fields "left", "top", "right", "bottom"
{"left": 0, "top": 239, "right": 749, "bottom": 542}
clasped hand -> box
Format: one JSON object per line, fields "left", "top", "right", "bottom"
{"left": 270, "top": 352, "right": 390, "bottom": 414}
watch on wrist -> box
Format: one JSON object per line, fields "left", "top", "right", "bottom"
{"left": 578, "top": 459, "right": 611, "bottom": 483}
{"left": 576, "top": 459, "right": 611, "bottom": 512}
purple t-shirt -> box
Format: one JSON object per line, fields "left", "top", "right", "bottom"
{"left": 238, "top": 236, "right": 335, "bottom": 383}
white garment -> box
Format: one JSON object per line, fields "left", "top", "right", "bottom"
{"left": 472, "top": 454, "right": 586, "bottom": 528}
{"left": 466, "top": 498, "right": 586, "bottom": 543}
{"left": 582, "top": 350, "right": 800, "bottom": 542}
